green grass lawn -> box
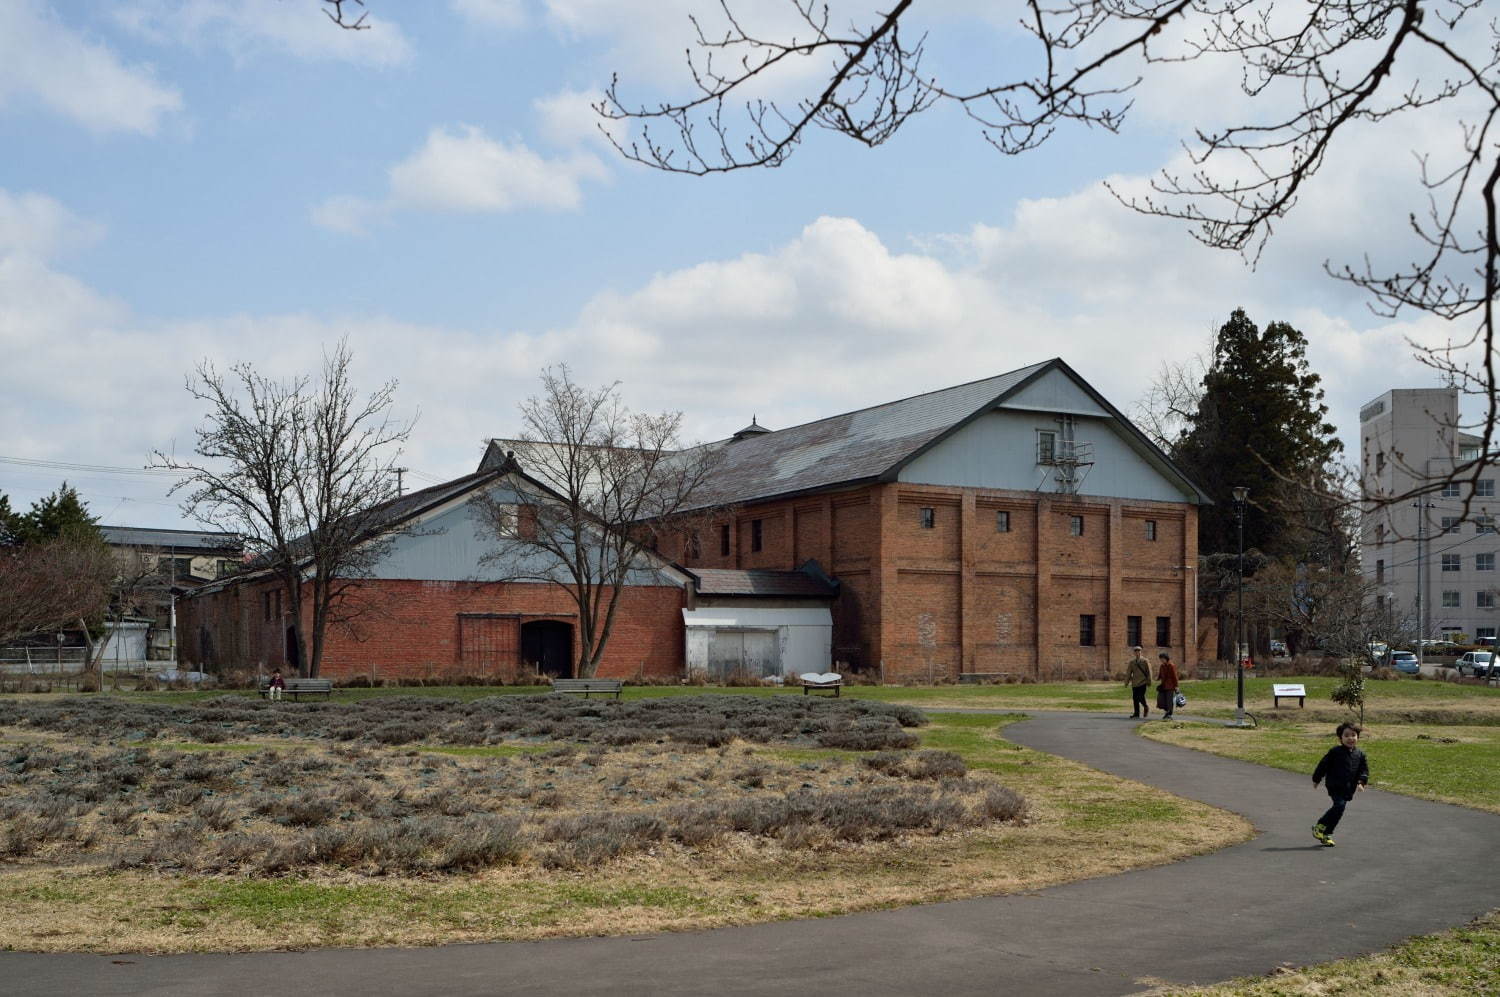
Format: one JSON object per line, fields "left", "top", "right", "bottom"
{"left": 38, "top": 673, "right": 1500, "bottom": 725}
{"left": 1142, "top": 720, "right": 1500, "bottom": 813}
{"left": 1155, "top": 910, "right": 1500, "bottom": 995}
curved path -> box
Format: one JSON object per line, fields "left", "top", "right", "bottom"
{"left": 7, "top": 712, "right": 1499, "bottom": 996}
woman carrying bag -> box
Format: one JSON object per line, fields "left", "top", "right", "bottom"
{"left": 1155, "top": 652, "right": 1179, "bottom": 720}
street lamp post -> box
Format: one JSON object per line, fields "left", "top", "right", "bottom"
{"left": 1233, "top": 486, "right": 1250, "bottom": 726}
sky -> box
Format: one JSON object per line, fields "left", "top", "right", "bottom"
{"left": 0, "top": 0, "right": 1484, "bottom": 530}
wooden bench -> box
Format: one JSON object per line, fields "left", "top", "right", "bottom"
{"left": 1272, "top": 683, "right": 1307, "bottom": 709}
{"left": 551, "top": 678, "right": 623, "bottom": 699}
{"left": 259, "top": 677, "right": 333, "bottom": 701}
{"left": 799, "top": 672, "right": 843, "bottom": 697}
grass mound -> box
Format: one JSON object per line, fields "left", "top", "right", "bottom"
{"left": 0, "top": 740, "right": 1024, "bottom": 876}
{"left": 0, "top": 694, "right": 926, "bottom": 749}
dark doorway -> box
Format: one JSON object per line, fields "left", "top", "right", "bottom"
{"left": 521, "top": 620, "right": 573, "bottom": 679}
{"left": 285, "top": 627, "right": 301, "bottom": 676}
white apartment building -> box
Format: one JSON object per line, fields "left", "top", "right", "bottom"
{"left": 1359, "top": 387, "right": 1499, "bottom": 643}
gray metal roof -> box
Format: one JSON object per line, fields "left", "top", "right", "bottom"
{"left": 690, "top": 568, "right": 838, "bottom": 598}
{"left": 100, "top": 526, "right": 242, "bottom": 551}
{"left": 679, "top": 361, "right": 1052, "bottom": 509}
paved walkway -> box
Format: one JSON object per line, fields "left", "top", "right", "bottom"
{"left": 7, "top": 712, "right": 1499, "bottom": 996}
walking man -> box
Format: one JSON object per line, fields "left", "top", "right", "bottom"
{"left": 1125, "top": 646, "right": 1151, "bottom": 718}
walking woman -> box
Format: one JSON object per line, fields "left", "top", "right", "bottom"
{"left": 1155, "top": 652, "right": 1179, "bottom": 720}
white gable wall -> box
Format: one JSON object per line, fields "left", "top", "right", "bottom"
{"left": 1000, "top": 367, "right": 1111, "bottom": 418}
{"left": 897, "top": 409, "right": 1191, "bottom": 502}
{"left": 367, "top": 485, "right": 683, "bottom": 584}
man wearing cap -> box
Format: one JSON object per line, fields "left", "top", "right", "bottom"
{"left": 1124, "top": 646, "right": 1152, "bottom": 719}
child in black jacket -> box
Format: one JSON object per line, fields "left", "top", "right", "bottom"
{"left": 1311, "top": 722, "right": 1369, "bottom": 846}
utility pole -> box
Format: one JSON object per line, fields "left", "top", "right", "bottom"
{"left": 393, "top": 467, "right": 409, "bottom": 496}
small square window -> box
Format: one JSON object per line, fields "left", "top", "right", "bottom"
{"left": 1126, "top": 616, "right": 1142, "bottom": 648}
{"left": 1442, "top": 590, "right": 1461, "bottom": 609}
{"left": 1478, "top": 553, "right": 1496, "bottom": 571}
{"left": 1479, "top": 591, "right": 1497, "bottom": 609}
{"left": 1374, "top": 451, "right": 1385, "bottom": 473}
{"left": 1442, "top": 482, "right": 1461, "bottom": 498}
{"left": 751, "top": 519, "right": 763, "bottom": 553}
{"left": 1477, "top": 517, "right": 1496, "bottom": 535}
{"left": 1478, "top": 627, "right": 1498, "bottom": 640}
{"left": 995, "top": 510, "right": 1010, "bottom": 533}
{"left": 1069, "top": 515, "right": 1084, "bottom": 537}
{"left": 1442, "top": 554, "right": 1462, "bottom": 572}
{"left": 1478, "top": 479, "right": 1496, "bottom": 498}
{"left": 1156, "top": 616, "right": 1171, "bottom": 647}
{"left": 1442, "top": 517, "right": 1460, "bottom": 535}
{"left": 919, "top": 507, "right": 935, "bottom": 529}
{"left": 1144, "top": 519, "right": 1157, "bottom": 541}
{"left": 1037, "top": 430, "right": 1057, "bottom": 463}
{"left": 1079, "top": 614, "right": 1096, "bottom": 647}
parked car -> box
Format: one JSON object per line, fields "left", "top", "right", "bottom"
{"left": 1270, "top": 640, "right": 1289, "bottom": 657}
{"left": 1388, "top": 650, "right": 1420, "bottom": 675}
{"left": 1456, "top": 651, "right": 1496, "bottom": 678}
{"left": 1476, "top": 636, "right": 1497, "bottom": 648}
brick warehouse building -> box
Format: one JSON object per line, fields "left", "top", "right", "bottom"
{"left": 484, "top": 358, "right": 1209, "bottom": 682}
{"left": 176, "top": 469, "right": 695, "bottom": 682}
{"left": 185, "top": 358, "right": 1207, "bottom": 682}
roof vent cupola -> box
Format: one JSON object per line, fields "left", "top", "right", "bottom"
{"left": 731, "top": 416, "right": 772, "bottom": 442}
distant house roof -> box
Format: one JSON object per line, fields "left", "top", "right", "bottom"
{"left": 100, "top": 526, "right": 243, "bottom": 552}
{"left": 688, "top": 568, "right": 837, "bottom": 598}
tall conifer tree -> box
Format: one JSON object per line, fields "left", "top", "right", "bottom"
{"left": 1171, "top": 309, "right": 1343, "bottom": 557}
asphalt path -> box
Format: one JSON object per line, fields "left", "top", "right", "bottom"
{"left": 7, "top": 711, "right": 1499, "bottom": 996}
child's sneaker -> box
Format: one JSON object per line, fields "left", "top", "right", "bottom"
{"left": 1321, "top": 835, "right": 1336, "bottom": 847}
{"left": 1311, "top": 824, "right": 1329, "bottom": 844}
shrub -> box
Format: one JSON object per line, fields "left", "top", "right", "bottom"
{"left": 981, "top": 785, "right": 1029, "bottom": 822}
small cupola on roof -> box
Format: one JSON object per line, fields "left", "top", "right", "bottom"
{"left": 731, "top": 416, "right": 772, "bottom": 442}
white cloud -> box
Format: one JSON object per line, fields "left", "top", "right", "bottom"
{"left": 2, "top": 183, "right": 1482, "bottom": 528}
{"left": 533, "top": 87, "right": 610, "bottom": 149}
{"left": 0, "top": 190, "right": 105, "bottom": 259}
{"left": 451, "top": 0, "right": 527, "bottom": 31}
{"left": 114, "top": 0, "right": 412, "bottom": 66}
{"left": 314, "top": 124, "right": 610, "bottom": 228}
{"left": 0, "top": 0, "right": 182, "bottom": 134}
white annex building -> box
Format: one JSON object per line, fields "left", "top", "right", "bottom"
{"left": 1359, "top": 387, "right": 1500, "bottom": 642}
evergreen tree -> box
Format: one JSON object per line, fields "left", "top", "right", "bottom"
{"left": 0, "top": 492, "right": 20, "bottom": 547}
{"left": 12, "top": 483, "right": 104, "bottom": 547}
{"left": 1171, "top": 309, "right": 1343, "bottom": 557}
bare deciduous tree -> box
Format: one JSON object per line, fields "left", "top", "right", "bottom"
{"left": 153, "top": 339, "right": 414, "bottom": 677}
{"left": 0, "top": 539, "right": 114, "bottom": 649}
{"left": 476, "top": 366, "right": 721, "bottom": 678}
{"left": 594, "top": 0, "right": 1500, "bottom": 495}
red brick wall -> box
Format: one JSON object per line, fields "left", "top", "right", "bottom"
{"left": 178, "top": 577, "right": 685, "bottom": 680}
{"left": 670, "top": 482, "right": 1197, "bottom": 682}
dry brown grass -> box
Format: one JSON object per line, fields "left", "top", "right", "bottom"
{"left": 0, "top": 714, "right": 1251, "bottom": 953}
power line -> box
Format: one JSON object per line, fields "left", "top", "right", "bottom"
{"left": 0, "top": 455, "right": 186, "bottom": 477}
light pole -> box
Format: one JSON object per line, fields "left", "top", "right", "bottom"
{"left": 1413, "top": 500, "right": 1433, "bottom": 671}
{"left": 1233, "top": 486, "right": 1249, "bottom": 725}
